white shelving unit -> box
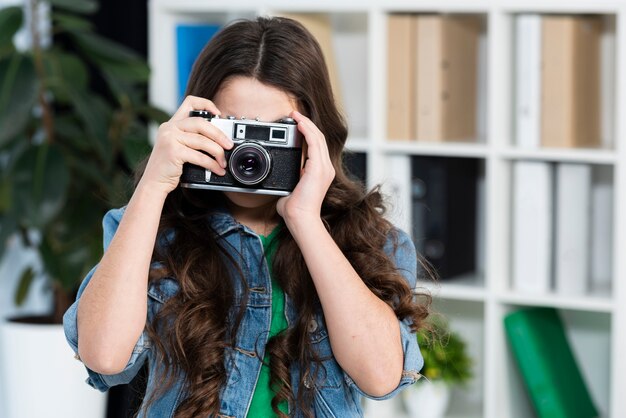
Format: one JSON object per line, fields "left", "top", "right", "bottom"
{"left": 149, "top": 1, "right": 626, "bottom": 417}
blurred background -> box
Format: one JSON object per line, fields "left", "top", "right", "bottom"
{"left": 0, "top": 0, "right": 623, "bottom": 417}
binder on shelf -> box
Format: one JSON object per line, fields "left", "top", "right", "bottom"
{"left": 504, "top": 307, "right": 598, "bottom": 418}
{"left": 386, "top": 154, "right": 412, "bottom": 236}
{"left": 590, "top": 168, "right": 613, "bottom": 293}
{"left": 512, "top": 161, "right": 552, "bottom": 294}
{"left": 555, "top": 163, "right": 592, "bottom": 296}
{"left": 541, "top": 16, "right": 602, "bottom": 148}
{"left": 386, "top": 14, "right": 416, "bottom": 140}
{"left": 600, "top": 16, "right": 616, "bottom": 149}
{"left": 176, "top": 24, "right": 221, "bottom": 103}
{"left": 415, "top": 15, "right": 480, "bottom": 142}
{"left": 411, "top": 156, "right": 478, "bottom": 279}
{"left": 342, "top": 151, "right": 367, "bottom": 185}
{"left": 515, "top": 14, "right": 542, "bottom": 149}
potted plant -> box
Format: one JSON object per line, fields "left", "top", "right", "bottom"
{"left": 402, "top": 316, "right": 473, "bottom": 418}
{"left": 0, "top": 0, "right": 167, "bottom": 416}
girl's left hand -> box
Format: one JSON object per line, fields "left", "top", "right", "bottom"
{"left": 276, "top": 110, "right": 335, "bottom": 224}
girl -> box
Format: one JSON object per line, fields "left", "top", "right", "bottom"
{"left": 63, "top": 16, "right": 431, "bottom": 418}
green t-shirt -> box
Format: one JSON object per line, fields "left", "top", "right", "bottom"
{"left": 247, "top": 226, "right": 289, "bottom": 417}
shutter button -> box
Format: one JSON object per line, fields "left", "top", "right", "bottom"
{"left": 308, "top": 319, "right": 318, "bottom": 333}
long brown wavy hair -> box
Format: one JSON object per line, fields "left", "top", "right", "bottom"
{"left": 140, "top": 16, "right": 432, "bottom": 418}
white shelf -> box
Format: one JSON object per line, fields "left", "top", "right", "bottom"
{"left": 382, "top": 141, "right": 489, "bottom": 158}
{"left": 345, "top": 137, "right": 370, "bottom": 152}
{"left": 498, "top": 291, "right": 614, "bottom": 313}
{"left": 417, "top": 274, "right": 487, "bottom": 303}
{"left": 499, "top": 147, "right": 617, "bottom": 164}
{"left": 148, "top": 2, "right": 626, "bottom": 417}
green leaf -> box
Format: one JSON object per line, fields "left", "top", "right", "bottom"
{"left": 106, "top": 171, "right": 133, "bottom": 207}
{"left": 55, "top": 115, "right": 90, "bottom": 150}
{"left": 0, "top": 134, "right": 30, "bottom": 178}
{"left": 123, "top": 134, "right": 152, "bottom": 170}
{"left": 0, "top": 215, "right": 18, "bottom": 261}
{"left": 67, "top": 156, "right": 108, "bottom": 189}
{"left": 100, "top": 59, "right": 150, "bottom": 83}
{"left": 64, "top": 85, "right": 113, "bottom": 166}
{"left": 11, "top": 144, "right": 70, "bottom": 228}
{"left": 0, "top": 177, "right": 12, "bottom": 213}
{"left": 0, "top": 55, "right": 38, "bottom": 147}
{"left": 43, "top": 49, "right": 89, "bottom": 93}
{"left": 73, "top": 32, "right": 143, "bottom": 63}
{"left": 14, "top": 266, "right": 35, "bottom": 306}
{"left": 48, "top": 0, "right": 98, "bottom": 14}
{"left": 39, "top": 200, "right": 103, "bottom": 289}
{"left": 137, "top": 105, "right": 171, "bottom": 124}
{"left": 0, "top": 6, "right": 23, "bottom": 47}
{"left": 52, "top": 11, "right": 94, "bottom": 33}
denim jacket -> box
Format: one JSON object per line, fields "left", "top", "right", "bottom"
{"left": 63, "top": 206, "right": 424, "bottom": 418}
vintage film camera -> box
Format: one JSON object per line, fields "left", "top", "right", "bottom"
{"left": 180, "top": 110, "right": 303, "bottom": 196}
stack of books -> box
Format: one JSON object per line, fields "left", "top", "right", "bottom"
{"left": 515, "top": 15, "right": 605, "bottom": 149}
{"left": 512, "top": 161, "right": 613, "bottom": 296}
{"left": 386, "top": 14, "right": 482, "bottom": 142}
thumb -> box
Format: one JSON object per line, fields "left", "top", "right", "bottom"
{"left": 276, "top": 196, "right": 288, "bottom": 218}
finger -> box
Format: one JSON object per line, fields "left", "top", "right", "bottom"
{"left": 181, "top": 147, "right": 226, "bottom": 176}
{"left": 291, "top": 111, "right": 329, "bottom": 160}
{"left": 176, "top": 117, "right": 234, "bottom": 150}
{"left": 179, "top": 132, "right": 228, "bottom": 168}
{"left": 171, "top": 95, "right": 222, "bottom": 122}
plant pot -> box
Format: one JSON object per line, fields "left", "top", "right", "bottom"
{"left": 362, "top": 396, "right": 400, "bottom": 418}
{"left": 0, "top": 318, "right": 107, "bottom": 418}
{"left": 402, "top": 380, "right": 451, "bottom": 418}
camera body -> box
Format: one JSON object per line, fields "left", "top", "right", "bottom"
{"left": 180, "top": 110, "right": 303, "bottom": 196}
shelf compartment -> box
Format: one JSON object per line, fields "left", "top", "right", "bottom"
{"left": 411, "top": 156, "right": 486, "bottom": 281}
{"left": 496, "top": 305, "right": 611, "bottom": 418}
{"left": 384, "top": 12, "right": 488, "bottom": 144}
{"left": 508, "top": 13, "right": 616, "bottom": 150}
{"left": 507, "top": 162, "right": 615, "bottom": 300}
{"left": 434, "top": 299, "right": 485, "bottom": 418}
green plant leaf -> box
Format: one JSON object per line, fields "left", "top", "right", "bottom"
{"left": 55, "top": 115, "right": 90, "bottom": 150}
{"left": 138, "top": 105, "right": 171, "bottom": 124}
{"left": 41, "top": 219, "right": 98, "bottom": 291}
{"left": 64, "top": 85, "right": 113, "bottom": 167}
{"left": 122, "top": 134, "right": 152, "bottom": 170}
{"left": 73, "top": 31, "right": 143, "bottom": 63}
{"left": 40, "top": 234, "right": 88, "bottom": 291}
{"left": 0, "top": 55, "right": 38, "bottom": 147}
{"left": 0, "top": 6, "right": 23, "bottom": 47}
{"left": 14, "top": 266, "right": 35, "bottom": 306}
{"left": 416, "top": 317, "right": 473, "bottom": 385}
{"left": 48, "top": 0, "right": 98, "bottom": 14}
{"left": 43, "top": 49, "right": 89, "bottom": 93}
{"left": 11, "top": 144, "right": 70, "bottom": 229}
{"left": 52, "top": 11, "right": 94, "bottom": 33}
{"left": 100, "top": 60, "right": 150, "bottom": 83}
{"left": 0, "top": 180, "right": 10, "bottom": 213}
{"left": 0, "top": 214, "right": 18, "bottom": 261}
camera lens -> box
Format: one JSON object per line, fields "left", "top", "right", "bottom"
{"left": 230, "top": 143, "right": 271, "bottom": 185}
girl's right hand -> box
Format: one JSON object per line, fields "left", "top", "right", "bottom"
{"left": 138, "top": 95, "right": 234, "bottom": 197}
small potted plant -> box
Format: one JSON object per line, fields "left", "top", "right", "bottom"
{"left": 402, "top": 316, "right": 473, "bottom": 418}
